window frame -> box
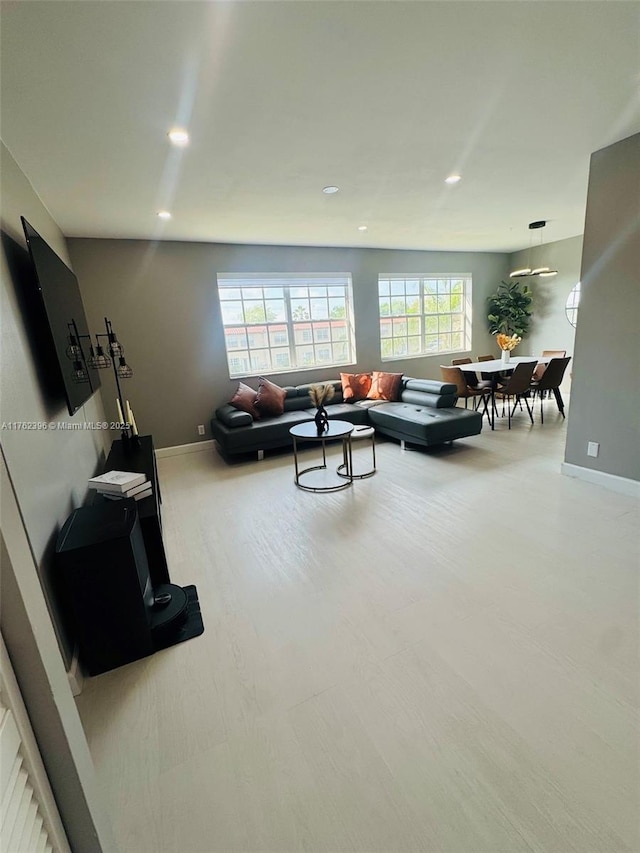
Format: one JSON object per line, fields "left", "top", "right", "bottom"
{"left": 216, "top": 273, "right": 356, "bottom": 378}
{"left": 565, "top": 281, "right": 581, "bottom": 328}
{"left": 378, "top": 274, "right": 472, "bottom": 361}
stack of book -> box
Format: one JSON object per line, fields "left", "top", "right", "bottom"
{"left": 88, "top": 470, "right": 152, "bottom": 502}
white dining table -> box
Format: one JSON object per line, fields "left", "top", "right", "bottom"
{"left": 459, "top": 355, "right": 553, "bottom": 373}
{"left": 457, "top": 356, "right": 551, "bottom": 429}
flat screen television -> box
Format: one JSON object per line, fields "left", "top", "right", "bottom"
{"left": 21, "top": 216, "right": 100, "bottom": 416}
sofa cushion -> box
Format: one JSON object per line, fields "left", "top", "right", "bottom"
{"left": 305, "top": 402, "right": 370, "bottom": 425}
{"left": 215, "top": 403, "right": 254, "bottom": 428}
{"left": 340, "top": 372, "right": 372, "bottom": 402}
{"left": 367, "top": 371, "right": 403, "bottom": 401}
{"left": 403, "top": 378, "right": 457, "bottom": 396}
{"left": 295, "top": 380, "right": 343, "bottom": 401}
{"left": 284, "top": 396, "right": 318, "bottom": 412}
{"left": 256, "top": 377, "right": 287, "bottom": 417}
{"left": 229, "top": 382, "right": 260, "bottom": 419}
{"left": 400, "top": 389, "right": 457, "bottom": 408}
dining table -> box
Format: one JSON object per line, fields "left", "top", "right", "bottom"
{"left": 458, "top": 355, "right": 553, "bottom": 430}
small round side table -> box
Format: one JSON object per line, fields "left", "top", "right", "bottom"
{"left": 338, "top": 425, "right": 376, "bottom": 479}
{"left": 289, "top": 420, "right": 354, "bottom": 492}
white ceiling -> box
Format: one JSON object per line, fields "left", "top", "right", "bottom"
{"left": 2, "top": 1, "right": 639, "bottom": 253}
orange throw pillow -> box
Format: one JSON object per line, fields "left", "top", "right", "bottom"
{"left": 255, "top": 377, "right": 287, "bottom": 417}
{"left": 367, "top": 371, "right": 402, "bottom": 402}
{"left": 229, "top": 382, "right": 260, "bottom": 419}
{"left": 340, "top": 372, "right": 372, "bottom": 402}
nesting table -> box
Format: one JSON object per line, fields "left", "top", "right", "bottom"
{"left": 289, "top": 420, "right": 355, "bottom": 492}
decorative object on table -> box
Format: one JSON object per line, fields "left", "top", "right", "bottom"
{"left": 88, "top": 470, "right": 147, "bottom": 493}
{"left": 509, "top": 220, "right": 558, "bottom": 278}
{"left": 496, "top": 333, "right": 522, "bottom": 365}
{"left": 487, "top": 281, "right": 533, "bottom": 338}
{"left": 309, "top": 383, "right": 335, "bottom": 434}
{"left": 103, "top": 481, "right": 153, "bottom": 502}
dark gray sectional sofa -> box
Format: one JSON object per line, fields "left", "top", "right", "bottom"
{"left": 210, "top": 377, "right": 483, "bottom": 461}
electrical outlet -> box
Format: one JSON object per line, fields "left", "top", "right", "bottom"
{"left": 197, "top": 424, "right": 205, "bottom": 436}
{"left": 587, "top": 441, "right": 599, "bottom": 458}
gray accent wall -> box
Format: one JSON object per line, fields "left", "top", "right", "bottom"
{"left": 509, "top": 232, "right": 582, "bottom": 356}
{"left": 68, "top": 238, "right": 509, "bottom": 449}
{"left": 508, "top": 235, "right": 583, "bottom": 380}
{"left": 564, "top": 133, "right": 640, "bottom": 481}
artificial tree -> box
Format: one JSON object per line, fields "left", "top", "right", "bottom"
{"left": 487, "top": 280, "right": 533, "bottom": 337}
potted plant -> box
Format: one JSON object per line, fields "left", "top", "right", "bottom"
{"left": 487, "top": 280, "right": 533, "bottom": 337}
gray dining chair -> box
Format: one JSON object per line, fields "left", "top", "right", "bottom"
{"left": 530, "top": 356, "right": 571, "bottom": 422}
{"left": 493, "top": 361, "right": 536, "bottom": 428}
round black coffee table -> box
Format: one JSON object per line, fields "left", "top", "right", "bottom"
{"left": 289, "top": 420, "right": 354, "bottom": 492}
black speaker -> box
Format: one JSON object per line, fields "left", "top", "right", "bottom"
{"left": 56, "top": 500, "right": 155, "bottom": 675}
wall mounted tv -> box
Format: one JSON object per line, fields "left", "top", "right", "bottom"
{"left": 21, "top": 216, "right": 100, "bottom": 416}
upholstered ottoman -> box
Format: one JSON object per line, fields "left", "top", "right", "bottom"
{"left": 367, "top": 402, "right": 482, "bottom": 448}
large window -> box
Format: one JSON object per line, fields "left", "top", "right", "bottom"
{"left": 378, "top": 274, "right": 472, "bottom": 360}
{"left": 217, "top": 273, "right": 355, "bottom": 378}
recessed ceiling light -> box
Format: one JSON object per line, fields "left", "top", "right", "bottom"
{"left": 322, "top": 185, "right": 339, "bottom": 194}
{"left": 168, "top": 128, "right": 189, "bottom": 146}
{"left": 445, "top": 174, "right": 462, "bottom": 184}
{"left": 157, "top": 210, "right": 172, "bottom": 220}
{"left": 358, "top": 225, "right": 368, "bottom": 232}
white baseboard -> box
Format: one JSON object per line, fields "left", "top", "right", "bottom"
{"left": 156, "top": 439, "right": 215, "bottom": 458}
{"left": 561, "top": 462, "right": 640, "bottom": 498}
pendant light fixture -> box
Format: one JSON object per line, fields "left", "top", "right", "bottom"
{"left": 510, "top": 220, "right": 558, "bottom": 278}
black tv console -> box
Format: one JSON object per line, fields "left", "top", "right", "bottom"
{"left": 56, "top": 434, "right": 204, "bottom": 675}
{"left": 100, "top": 434, "right": 169, "bottom": 586}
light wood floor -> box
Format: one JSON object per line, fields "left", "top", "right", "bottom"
{"left": 76, "top": 406, "right": 640, "bottom": 853}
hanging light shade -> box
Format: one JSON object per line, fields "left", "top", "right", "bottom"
{"left": 106, "top": 319, "right": 123, "bottom": 357}
{"left": 71, "top": 360, "right": 89, "bottom": 383}
{"left": 510, "top": 221, "right": 558, "bottom": 278}
{"left": 116, "top": 356, "right": 133, "bottom": 379}
{"left": 65, "top": 332, "right": 82, "bottom": 360}
{"left": 89, "top": 344, "right": 111, "bottom": 369}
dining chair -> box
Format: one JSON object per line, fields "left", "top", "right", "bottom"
{"left": 440, "top": 365, "right": 492, "bottom": 424}
{"left": 493, "top": 361, "right": 536, "bottom": 428}
{"left": 532, "top": 349, "right": 567, "bottom": 383}
{"left": 477, "top": 353, "right": 498, "bottom": 382}
{"left": 530, "top": 356, "right": 571, "bottom": 422}
{"left": 452, "top": 357, "right": 480, "bottom": 388}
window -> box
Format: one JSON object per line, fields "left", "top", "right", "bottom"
{"left": 565, "top": 282, "right": 581, "bottom": 328}
{"left": 217, "top": 273, "right": 355, "bottom": 378}
{"left": 378, "top": 274, "right": 472, "bottom": 360}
